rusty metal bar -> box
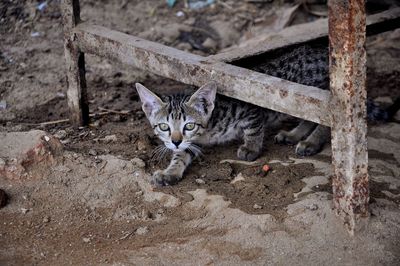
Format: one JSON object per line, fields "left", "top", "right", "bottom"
{"left": 209, "top": 7, "right": 400, "bottom": 63}
{"left": 61, "top": 0, "right": 89, "bottom": 126}
{"left": 73, "top": 23, "right": 331, "bottom": 126}
{"left": 329, "top": 0, "right": 369, "bottom": 233}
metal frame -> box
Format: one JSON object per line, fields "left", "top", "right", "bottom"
{"left": 329, "top": 1, "right": 369, "bottom": 233}
{"left": 61, "top": 0, "right": 400, "bottom": 233}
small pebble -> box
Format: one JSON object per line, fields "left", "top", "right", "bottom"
{"left": 89, "top": 149, "right": 97, "bottom": 156}
{"left": 54, "top": 130, "right": 68, "bottom": 139}
{"left": 202, "top": 37, "right": 217, "bottom": 50}
{"left": 135, "top": 226, "right": 149, "bottom": 236}
{"left": 60, "top": 139, "right": 70, "bottom": 145}
{"left": 103, "top": 134, "right": 118, "bottom": 142}
{"left": 230, "top": 173, "right": 245, "bottom": 184}
{"left": 253, "top": 204, "right": 262, "bottom": 209}
{"left": 195, "top": 178, "right": 205, "bottom": 185}
{"left": 56, "top": 92, "right": 66, "bottom": 98}
{"left": 307, "top": 204, "right": 319, "bottom": 211}
{"left": 21, "top": 208, "right": 29, "bottom": 214}
{"left": 176, "top": 11, "right": 185, "bottom": 17}
{"left": 131, "top": 158, "right": 146, "bottom": 168}
{"left": 43, "top": 216, "right": 50, "bottom": 223}
{"left": 90, "top": 120, "right": 101, "bottom": 128}
{"left": 31, "top": 32, "right": 41, "bottom": 37}
{"left": 83, "top": 237, "right": 91, "bottom": 243}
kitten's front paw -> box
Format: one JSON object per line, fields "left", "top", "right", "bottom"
{"left": 295, "top": 141, "right": 322, "bottom": 156}
{"left": 274, "top": 131, "right": 299, "bottom": 145}
{"left": 237, "top": 146, "right": 260, "bottom": 161}
{"left": 151, "top": 170, "right": 181, "bottom": 187}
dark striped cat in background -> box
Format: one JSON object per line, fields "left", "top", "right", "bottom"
{"left": 136, "top": 45, "right": 399, "bottom": 187}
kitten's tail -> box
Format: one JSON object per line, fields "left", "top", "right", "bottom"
{"left": 368, "top": 97, "right": 400, "bottom": 121}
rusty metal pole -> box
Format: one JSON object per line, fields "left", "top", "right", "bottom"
{"left": 61, "top": 0, "right": 89, "bottom": 126}
{"left": 329, "top": 0, "right": 369, "bottom": 234}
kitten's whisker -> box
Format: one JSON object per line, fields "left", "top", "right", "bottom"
{"left": 159, "top": 147, "right": 168, "bottom": 161}
{"left": 190, "top": 143, "right": 203, "bottom": 154}
{"left": 187, "top": 143, "right": 203, "bottom": 158}
{"left": 151, "top": 145, "right": 169, "bottom": 162}
{"left": 151, "top": 146, "right": 161, "bottom": 159}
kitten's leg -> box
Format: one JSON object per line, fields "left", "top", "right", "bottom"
{"left": 296, "top": 125, "right": 330, "bottom": 156}
{"left": 238, "top": 124, "right": 265, "bottom": 161}
{"left": 152, "top": 150, "right": 193, "bottom": 187}
{"left": 274, "top": 120, "right": 317, "bottom": 145}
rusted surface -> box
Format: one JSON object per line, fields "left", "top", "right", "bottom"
{"left": 61, "top": 0, "right": 89, "bottom": 126}
{"left": 329, "top": 0, "right": 369, "bottom": 234}
{"left": 74, "top": 23, "right": 331, "bottom": 126}
{"left": 208, "top": 7, "right": 400, "bottom": 63}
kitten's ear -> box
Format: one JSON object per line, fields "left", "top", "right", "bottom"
{"left": 135, "top": 83, "right": 165, "bottom": 118}
{"left": 187, "top": 82, "right": 217, "bottom": 116}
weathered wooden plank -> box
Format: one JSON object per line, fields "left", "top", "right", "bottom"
{"left": 61, "top": 0, "right": 89, "bottom": 126}
{"left": 73, "top": 23, "right": 331, "bottom": 126}
{"left": 208, "top": 7, "right": 400, "bottom": 63}
{"left": 329, "top": 0, "right": 369, "bottom": 234}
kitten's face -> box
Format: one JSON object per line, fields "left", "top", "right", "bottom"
{"left": 135, "top": 83, "right": 217, "bottom": 152}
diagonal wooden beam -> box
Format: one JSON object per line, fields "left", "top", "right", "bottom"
{"left": 73, "top": 23, "right": 331, "bottom": 126}
{"left": 208, "top": 7, "right": 400, "bottom": 63}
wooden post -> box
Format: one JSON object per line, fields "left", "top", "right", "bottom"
{"left": 61, "top": 0, "right": 89, "bottom": 126}
{"left": 329, "top": 0, "right": 369, "bottom": 234}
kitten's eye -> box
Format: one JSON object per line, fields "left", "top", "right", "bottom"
{"left": 184, "top": 123, "right": 195, "bottom": 131}
{"left": 158, "top": 123, "right": 169, "bottom": 131}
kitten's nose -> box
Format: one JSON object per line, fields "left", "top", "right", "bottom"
{"left": 171, "top": 131, "right": 183, "bottom": 148}
{"left": 172, "top": 140, "right": 182, "bottom": 148}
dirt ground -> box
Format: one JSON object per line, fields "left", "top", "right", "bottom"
{"left": 1, "top": 0, "right": 400, "bottom": 265}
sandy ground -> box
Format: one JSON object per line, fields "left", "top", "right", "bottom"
{"left": 1, "top": 0, "right": 400, "bottom": 265}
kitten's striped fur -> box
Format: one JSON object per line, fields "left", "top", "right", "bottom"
{"left": 251, "top": 45, "right": 331, "bottom": 156}
{"left": 249, "top": 44, "right": 396, "bottom": 155}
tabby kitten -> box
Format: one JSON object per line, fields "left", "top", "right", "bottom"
{"left": 135, "top": 82, "right": 284, "bottom": 186}
{"left": 136, "top": 44, "right": 398, "bottom": 186}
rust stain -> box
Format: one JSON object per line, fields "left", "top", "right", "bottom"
{"left": 279, "top": 90, "right": 288, "bottom": 98}
{"left": 329, "top": 0, "right": 368, "bottom": 232}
